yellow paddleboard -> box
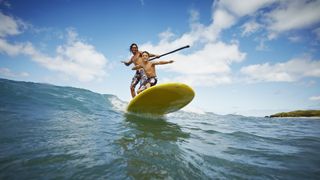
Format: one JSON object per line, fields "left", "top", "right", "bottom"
{"left": 127, "top": 83, "right": 195, "bottom": 115}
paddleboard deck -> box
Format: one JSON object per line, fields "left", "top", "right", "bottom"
{"left": 127, "top": 83, "right": 195, "bottom": 115}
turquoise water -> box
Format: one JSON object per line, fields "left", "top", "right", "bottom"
{"left": 1, "top": 78, "right": 320, "bottom": 179}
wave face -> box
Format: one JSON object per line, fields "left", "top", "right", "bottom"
{"left": 1, "top": 78, "right": 320, "bottom": 179}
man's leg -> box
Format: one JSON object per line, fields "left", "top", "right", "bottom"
{"left": 130, "top": 85, "right": 136, "bottom": 98}
{"left": 130, "top": 70, "right": 143, "bottom": 98}
{"left": 130, "top": 77, "right": 140, "bottom": 98}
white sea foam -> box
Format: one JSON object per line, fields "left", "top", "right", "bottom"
{"left": 108, "top": 96, "right": 127, "bottom": 112}
{"left": 181, "top": 105, "right": 206, "bottom": 115}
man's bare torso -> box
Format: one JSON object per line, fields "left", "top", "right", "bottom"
{"left": 131, "top": 52, "right": 142, "bottom": 66}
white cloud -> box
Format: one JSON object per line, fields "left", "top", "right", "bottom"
{"left": 38, "top": 30, "right": 108, "bottom": 82}
{"left": 265, "top": 0, "right": 320, "bottom": 34}
{"left": 143, "top": 2, "right": 249, "bottom": 53}
{"left": 0, "top": 12, "right": 22, "bottom": 37}
{"left": 212, "top": 8, "right": 236, "bottom": 30}
{"left": 0, "top": 67, "right": 29, "bottom": 78}
{"left": 0, "top": 38, "right": 29, "bottom": 56}
{"left": 211, "top": 0, "right": 275, "bottom": 37}
{"left": 139, "top": 0, "right": 317, "bottom": 87}
{"left": 241, "top": 20, "right": 262, "bottom": 36}
{"left": 140, "top": 0, "right": 283, "bottom": 54}
{"left": 140, "top": 37, "right": 245, "bottom": 87}
{"left": 217, "top": 0, "right": 276, "bottom": 17}
{"left": 217, "top": 0, "right": 320, "bottom": 40}
{"left": 138, "top": 3, "right": 249, "bottom": 87}
{"left": 162, "top": 42, "right": 245, "bottom": 75}
{"left": 162, "top": 74, "right": 232, "bottom": 87}
{"left": 241, "top": 58, "right": 320, "bottom": 82}
{"left": 0, "top": 24, "right": 109, "bottom": 82}
{"left": 255, "top": 38, "right": 270, "bottom": 51}
{"left": 158, "top": 28, "right": 175, "bottom": 43}
{"left": 288, "top": 35, "right": 302, "bottom": 43}
{"left": 309, "top": 96, "right": 320, "bottom": 101}
{"left": 189, "top": 9, "right": 200, "bottom": 23}
{"left": 241, "top": 63, "right": 294, "bottom": 82}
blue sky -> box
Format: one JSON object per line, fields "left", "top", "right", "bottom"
{"left": 1, "top": 0, "right": 320, "bottom": 116}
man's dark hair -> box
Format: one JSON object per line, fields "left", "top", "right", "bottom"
{"left": 130, "top": 43, "right": 138, "bottom": 51}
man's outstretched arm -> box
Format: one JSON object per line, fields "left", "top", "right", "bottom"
{"left": 121, "top": 59, "right": 133, "bottom": 66}
{"left": 132, "top": 65, "right": 143, "bottom": 70}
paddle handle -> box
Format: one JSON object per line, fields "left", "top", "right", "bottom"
{"left": 148, "top": 45, "right": 190, "bottom": 61}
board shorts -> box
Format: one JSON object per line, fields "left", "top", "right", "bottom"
{"left": 139, "top": 77, "right": 157, "bottom": 91}
{"left": 131, "top": 69, "right": 147, "bottom": 88}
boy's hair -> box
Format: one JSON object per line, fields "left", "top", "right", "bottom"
{"left": 141, "top": 51, "right": 150, "bottom": 57}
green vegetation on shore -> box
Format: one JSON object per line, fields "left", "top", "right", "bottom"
{"left": 268, "top": 110, "right": 320, "bottom": 118}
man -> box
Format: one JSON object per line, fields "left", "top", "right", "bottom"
{"left": 121, "top": 43, "right": 158, "bottom": 98}
{"left": 132, "top": 51, "right": 174, "bottom": 94}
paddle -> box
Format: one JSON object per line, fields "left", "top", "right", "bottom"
{"left": 148, "top": 45, "right": 190, "bottom": 61}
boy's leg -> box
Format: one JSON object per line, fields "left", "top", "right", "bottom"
{"left": 137, "top": 77, "right": 157, "bottom": 94}
{"left": 137, "top": 83, "right": 151, "bottom": 94}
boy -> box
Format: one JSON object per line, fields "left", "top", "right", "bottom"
{"left": 132, "top": 51, "right": 174, "bottom": 93}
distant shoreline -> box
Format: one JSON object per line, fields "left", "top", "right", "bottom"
{"left": 266, "top": 110, "right": 320, "bottom": 118}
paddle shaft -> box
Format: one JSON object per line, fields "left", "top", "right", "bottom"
{"left": 148, "top": 45, "right": 190, "bottom": 61}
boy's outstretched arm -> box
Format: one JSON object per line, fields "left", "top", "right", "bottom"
{"left": 154, "top": 60, "right": 174, "bottom": 65}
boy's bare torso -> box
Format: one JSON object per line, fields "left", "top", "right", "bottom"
{"left": 142, "top": 61, "right": 156, "bottom": 78}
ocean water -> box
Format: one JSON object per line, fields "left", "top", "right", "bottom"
{"left": 0, "top": 78, "right": 320, "bottom": 179}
